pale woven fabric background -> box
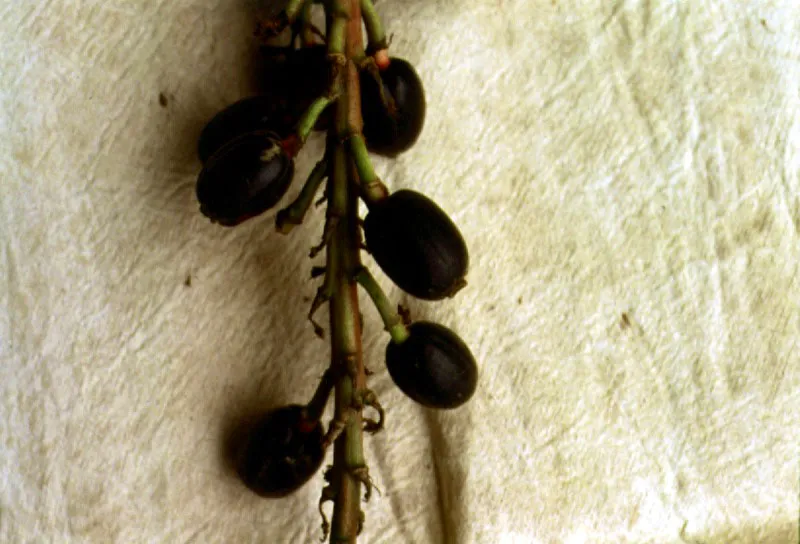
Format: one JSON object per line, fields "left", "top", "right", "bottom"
{"left": 1, "top": 1, "right": 798, "bottom": 542}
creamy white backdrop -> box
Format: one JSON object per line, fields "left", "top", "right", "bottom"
{"left": 1, "top": 1, "right": 798, "bottom": 542}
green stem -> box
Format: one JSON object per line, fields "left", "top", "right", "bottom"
{"left": 324, "top": 1, "right": 370, "bottom": 541}
{"left": 351, "top": 47, "right": 368, "bottom": 66}
{"left": 327, "top": 3, "right": 349, "bottom": 56}
{"left": 300, "top": 1, "right": 315, "bottom": 46}
{"left": 354, "top": 267, "right": 409, "bottom": 343}
{"left": 327, "top": 141, "right": 365, "bottom": 543}
{"left": 276, "top": 158, "right": 329, "bottom": 233}
{"left": 304, "top": 367, "right": 337, "bottom": 424}
{"left": 348, "top": 134, "right": 389, "bottom": 205}
{"left": 360, "top": 0, "right": 388, "bottom": 54}
{"left": 297, "top": 96, "right": 337, "bottom": 143}
{"left": 285, "top": 0, "right": 309, "bottom": 21}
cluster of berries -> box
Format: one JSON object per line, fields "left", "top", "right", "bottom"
{"left": 193, "top": 2, "right": 477, "bottom": 535}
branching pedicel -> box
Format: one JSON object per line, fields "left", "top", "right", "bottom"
{"left": 195, "top": 1, "right": 478, "bottom": 541}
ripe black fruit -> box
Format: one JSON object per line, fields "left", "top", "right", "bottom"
{"left": 361, "top": 58, "right": 426, "bottom": 156}
{"left": 197, "top": 96, "right": 294, "bottom": 163}
{"left": 363, "top": 190, "right": 468, "bottom": 300}
{"left": 236, "top": 404, "right": 325, "bottom": 498}
{"left": 196, "top": 131, "right": 294, "bottom": 227}
{"left": 385, "top": 321, "right": 478, "bottom": 409}
{"left": 198, "top": 45, "right": 331, "bottom": 165}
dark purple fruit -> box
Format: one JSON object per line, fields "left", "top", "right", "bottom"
{"left": 363, "top": 190, "right": 468, "bottom": 300}
{"left": 236, "top": 404, "right": 325, "bottom": 498}
{"left": 386, "top": 321, "right": 478, "bottom": 409}
{"left": 361, "top": 58, "right": 426, "bottom": 157}
{"left": 256, "top": 44, "right": 332, "bottom": 130}
{"left": 198, "top": 46, "right": 332, "bottom": 164}
{"left": 196, "top": 131, "right": 294, "bottom": 227}
{"left": 197, "top": 96, "right": 294, "bottom": 163}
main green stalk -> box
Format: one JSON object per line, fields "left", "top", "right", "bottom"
{"left": 327, "top": 0, "right": 368, "bottom": 541}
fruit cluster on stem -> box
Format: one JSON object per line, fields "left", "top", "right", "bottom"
{"left": 194, "top": 1, "right": 477, "bottom": 541}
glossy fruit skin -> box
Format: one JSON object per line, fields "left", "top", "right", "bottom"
{"left": 236, "top": 404, "right": 325, "bottom": 498}
{"left": 197, "top": 46, "right": 331, "bottom": 164}
{"left": 197, "top": 96, "right": 294, "bottom": 163}
{"left": 361, "top": 58, "right": 426, "bottom": 157}
{"left": 196, "top": 131, "right": 294, "bottom": 227}
{"left": 364, "top": 190, "right": 468, "bottom": 300}
{"left": 386, "top": 321, "right": 478, "bottom": 409}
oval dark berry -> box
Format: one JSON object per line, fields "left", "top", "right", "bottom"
{"left": 196, "top": 131, "right": 294, "bottom": 227}
{"left": 197, "top": 96, "right": 294, "bottom": 163}
{"left": 363, "top": 190, "right": 468, "bottom": 300}
{"left": 361, "top": 58, "right": 426, "bottom": 157}
{"left": 386, "top": 321, "right": 478, "bottom": 409}
{"left": 236, "top": 404, "right": 325, "bottom": 498}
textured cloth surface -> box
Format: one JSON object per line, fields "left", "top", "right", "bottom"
{"left": 1, "top": 1, "right": 798, "bottom": 543}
